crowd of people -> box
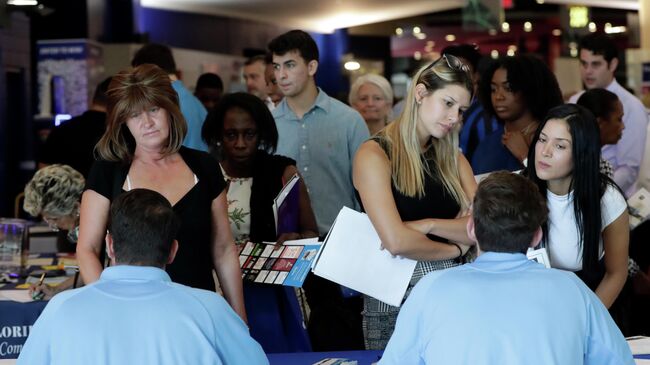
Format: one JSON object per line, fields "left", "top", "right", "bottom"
{"left": 16, "top": 29, "right": 649, "bottom": 364}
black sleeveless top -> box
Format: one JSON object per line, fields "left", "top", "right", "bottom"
{"left": 86, "top": 147, "right": 226, "bottom": 291}
{"left": 364, "top": 137, "right": 460, "bottom": 243}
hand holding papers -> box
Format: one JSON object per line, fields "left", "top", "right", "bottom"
{"left": 311, "top": 207, "right": 417, "bottom": 307}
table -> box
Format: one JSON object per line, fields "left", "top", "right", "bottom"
{"left": 267, "top": 350, "right": 383, "bottom": 365}
{"left": 0, "top": 253, "right": 75, "bottom": 360}
{"left": 267, "top": 350, "right": 650, "bottom": 365}
{"left": 0, "top": 300, "right": 47, "bottom": 360}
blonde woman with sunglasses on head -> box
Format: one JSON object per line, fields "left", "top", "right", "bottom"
{"left": 353, "top": 55, "right": 478, "bottom": 349}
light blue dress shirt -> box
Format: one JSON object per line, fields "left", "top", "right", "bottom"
{"left": 570, "top": 79, "right": 648, "bottom": 197}
{"left": 380, "top": 252, "right": 634, "bottom": 365}
{"left": 273, "top": 88, "right": 370, "bottom": 235}
{"left": 18, "top": 266, "right": 268, "bottom": 365}
{"left": 172, "top": 80, "right": 209, "bottom": 152}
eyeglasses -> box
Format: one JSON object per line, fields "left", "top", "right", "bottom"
{"left": 428, "top": 54, "right": 471, "bottom": 74}
{"left": 42, "top": 216, "right": 60, "bottom": 232}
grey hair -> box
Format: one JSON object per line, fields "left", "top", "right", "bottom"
{"left": 349, "top": 74, "right": 394, "bottom": 116}
{"left": 23, "top": 164, "right": 85, "bottom": 217}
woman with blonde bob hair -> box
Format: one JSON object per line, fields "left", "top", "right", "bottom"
{"left": 349, "top": 74, "right": 394, "bottom": 135}
{"left": 353, "top": 54, "right": 477, "bottom": 349}
{"left": 77, "top": 64, "right": 246, "bottom": 321}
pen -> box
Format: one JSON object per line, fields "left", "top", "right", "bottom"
{"left": 32, "top": 272, "right": 46, "bottom": 300}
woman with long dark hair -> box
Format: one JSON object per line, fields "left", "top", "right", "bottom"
{"left": 526, "top": 104, "right": 629, "bottom": 308}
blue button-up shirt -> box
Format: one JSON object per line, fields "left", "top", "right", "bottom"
{"left": 380, "top": 252, "right": 634, "bottom": 365}
{"left": 273, "top": 88, "right": 370, "bottom": 235}
{"left": 18, "top": 266, "right": 268, "bottom": 365}
{"left": 172, "top": 80, "right": 209, "bottom": 152}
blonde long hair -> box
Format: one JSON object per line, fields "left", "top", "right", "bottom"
{"left": 379, "top": 55, "right": 473, "bottom": 206}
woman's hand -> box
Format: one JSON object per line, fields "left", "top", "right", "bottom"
{"left": 276, "top": 232, "right": 302, "bottom": 246}
{"left": 29, "top": 283, "right": 55, "bottom": 301}
{"left": 502, "top": 131, "right": 529, "bottom": 163}
{"left": 404, "top": 219, "right": 433, "bottom": 235}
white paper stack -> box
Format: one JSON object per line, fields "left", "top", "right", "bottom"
{"left": 311, "top": 207, "right": 417, "bottom": 307}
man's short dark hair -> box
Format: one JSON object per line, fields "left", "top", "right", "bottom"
{"left": 268, "top": 30, "right": 319, "bottom": 63}
{"left": 108, "top": 189, "right": 180, "bottom": 267}
{"left": 131, "top": 43, "right": 177, "bottom": 74}
{"left": 579, "top": 33, "right": 618, "bottom": 64}
{"left": 92, "top": 76, "right": 112, "bottom": 107}
{"left": 244, "top": 54, "right": 267, "bottom": 67}
{"left": 473, "top": 172, "right": 548, "bottom": 253}
{"left": 441, "top": 44, "right": 481, "bottom": 72}
{"left": 196, "top": 73, "right": 224, "bottom": 92}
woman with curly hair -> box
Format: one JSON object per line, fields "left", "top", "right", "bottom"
{"left": 23, "top": 164, "right": 85, "bottom": 299}
{"left": 24, "top": 164, "right": 85, "bottom": 243}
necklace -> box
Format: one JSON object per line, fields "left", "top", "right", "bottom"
{"left": 505, "top": 121, "right": 538, "bottom": 137}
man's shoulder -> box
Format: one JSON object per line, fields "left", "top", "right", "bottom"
{"left": 168, "top": 281, "right": 230, "bottom": 309}
{"left": 569, "top": 90, "right": 585, "bottom": 103}
{"left": 41, "top": 285, "right": 96, "bottom": 315}
{"left": 323, "top": 95, "right": 364, "bottom": 121}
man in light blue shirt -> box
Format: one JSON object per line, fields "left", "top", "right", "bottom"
{"left": 269, "top": 30, "right": 370, "bottom": 351}
{"left": 18, "top": 189, "right": 267, "bottom": 365}
{"left": 132, "top": 43, "right": 209, "bottom": 152}
{"left": 568, "top": 34, "right": 648, "bottom": 197}
{"left": 381, "top": 172, "right": 634, "bottom": 365}
{"left": 269, "top": 31, "right": 369, "bottom": 236}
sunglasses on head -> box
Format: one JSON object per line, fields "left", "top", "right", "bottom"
{"left": 428, "top": 54, "right": 471, "bottom": 73}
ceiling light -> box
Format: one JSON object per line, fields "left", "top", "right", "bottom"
{"left": 395, "top": 27, "right": 403, "bottom": 36}
{"left": 605, "top": 25, "right": 627, "bottom": 34}
{"left": 552, "top": 29, "right": 562, "bottom": 36}
{"left": 570, "top": 48, "right": 578, "bottom": 57}
{"left": 413, "top": 26, "right": 421, "bottom": 34}
{"left": 501, "top": 22, "right": 510, "bottom": 33}
{"left": 414, "top": 51, "right": 422, "bottom": 61}
{"left": 7, "top": 0, "right": 38, "bottom": 5}
{"left": 445, "top": 34, "right": 456, "bottom": 42}
{"left": 415, "top": 32, "right": 427, "bottom": 40}
{"left": 524, "top": 22, "right": 533, "bottom": 32}
{"left": 344, "top": 61, "right": 360, "bottom": 71}
{"left": 588, "top": 22, "right": 596, "bottom": 32}
{"left": 491, "top": 50, "right": 499, "bottom": 59}
{"left": 507, "top": 49, "right": 515, "bottom": 56}
{"left": 536, "top": 0, "right": 545, "bottom": 3}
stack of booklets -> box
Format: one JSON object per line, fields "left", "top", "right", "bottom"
{"left": 311, "top": 207, "right": 417, "bottom": 307}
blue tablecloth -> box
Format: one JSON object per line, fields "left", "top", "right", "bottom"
{"left": 0, "top": 300, "right": 47, "bottom": 359}
{"left": 267, "top": 350, "right": 383, "bottom": 365}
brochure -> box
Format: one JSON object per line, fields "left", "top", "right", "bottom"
{"left": 238, "top": 238, "right": 320, "bottom": 287}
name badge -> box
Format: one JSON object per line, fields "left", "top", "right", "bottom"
{"left": 526, "top": 247, "right": 551, "bottom": 268}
